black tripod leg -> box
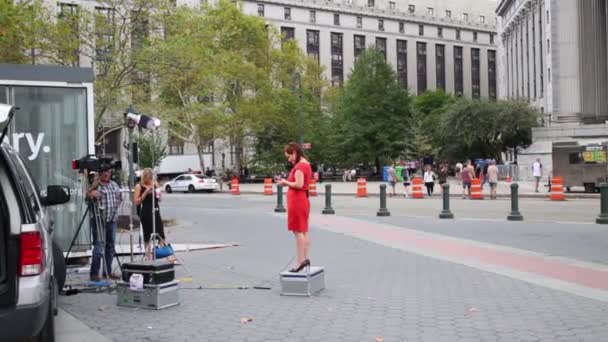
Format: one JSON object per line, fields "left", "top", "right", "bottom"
{"left": 64, "top": 205, "right": 90, "bottom": 266}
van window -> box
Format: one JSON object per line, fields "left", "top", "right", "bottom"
{"left": 5, "top": 149, "right": 41, "bottom": 221}
{"left": 569, "top": 153, "right": 582, "bottom": 164}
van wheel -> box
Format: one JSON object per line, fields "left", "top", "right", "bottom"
{"left": 52, "top": 241, "right": 66, "bottom": 292}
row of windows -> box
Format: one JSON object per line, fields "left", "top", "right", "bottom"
{"left": 259, "top": 5, "right": 495, "bottom": 44}
{"left": 304, "top": 29, "right": 496, "bottom": 98}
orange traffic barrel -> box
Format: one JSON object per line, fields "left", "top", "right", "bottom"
{"left": 506, "top": 175, "right": 512, "bottom": 183}
{"left": 551, "top": 176, "right": 565, "bottom": 201}
{"left": 263, "top": 178, "right": 273, "bottom": 195}
{"left": 356, "top": 178, "right": 368, "bottom": 197}
{"left": 309, "top": 179, "right": 318, "bottom": 197}
{"left": 231, "top": 177, "right": 240, "bottom": 195}
{"left": 411, "top": 177, "right": 424, "bottom": 198}
{"left": 470, "top": 178, "right": 483, "bottom": 199}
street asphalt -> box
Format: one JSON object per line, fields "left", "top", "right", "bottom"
{"left": 58, "top": 193, "right": 608, "bottom": 341}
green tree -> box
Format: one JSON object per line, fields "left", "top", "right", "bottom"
{"left": 136, "top": 132, "right": 167, "bottom": 168}
{"left": 333, "top": 48, "right": 411, "bottom": 168}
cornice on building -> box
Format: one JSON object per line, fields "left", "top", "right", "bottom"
{"left": 255, "top": 0, "right": 497, "bottom": 33}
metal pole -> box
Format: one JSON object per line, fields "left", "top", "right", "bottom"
{"left": 439, "top": 183, "right": 454, "bottom": 219}
{"left": 377, "top": 184, "right": 390, "bottom": 216}
{"left": 322, "top": 184, "right": 335, "bottom": 214}
{"left": 127, "top": 127, "right": 135, "bottom": 262}
{"left": 596, "top": 183, "right": 608, "bottom": 224}
{"left": 274, "top": 185, "right": 286, "bottom": 213}
{"left": 507, "top": 183, "right": 524, "bottom": 221}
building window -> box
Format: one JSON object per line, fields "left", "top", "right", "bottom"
{"left": 309, "top": 10, "right": 316, "bottom": 24}
{"left": 368, "top": 0, "right": 374, "bottom": 7}
{"left": 389, "top": 1, "right": 395, "bottom": 10}
{"left": 473, "top": 32, "right": 478, "bottom": 42}
{"left": 490, "top": 34, "right": 494, "bottom": 44}
{"left": 462, "top": 12, "right": 468, "bottom": 21}
{"left": 376, "top": 37, "right": 387, "bottom": 60}
{"left": 281, "top": 27, "right": 295, "bottom": 44}
{"left": 456, "top": 29, "right": 461, "bottom": 40}
{"left": 532, "top": 12, "right": 537, "bottom": 99}
{"left": 488, "top": 50, "right": 497, "bottom": 100}
{"left": 334, "top": 13, "right": 340, "bottom": 26}
{"left": 471, "top": 48, "right": 480, "bottom": 99}
{"left": 378, "top": 19, "right": 384, "bottom": 31}
{"left": 416, "top": 42, "right": 427, "bottom": 95}
{"left": 257, "top": 3, "right": 264, "bottom": 16}
{"left": 307, "top": 29, "right": 320, "bottom": 63}
{"left": 357, "top": 16, "right": 363, "bottom": 28}
{"left": 354, "top": 35, "right": 366, "bottom": 61}
{"left": 539, "top": 0, "right": 544, "bottom": 97}
{"left": 419, "top": 24, "right": 424, "bottom": 36}
{"left": 427, "top": 7, "right": 434, "bottom": 16}
{"left": 454, "top": 46, "right": 463, "bottom": 96}
{"left": 399, "top": 22, "right": 405, "bottom": 33}
{"left": 95, "top": 7, "right": 114, "bottom": 62}
{"left": 436, "top": 44, "right": 445, "bottom": 90}
{"left": 437, "top": 27, "right": 443, "bottom": 38}
{"left": 284, "top": 7, "right": 291, "bottom": 20}
{"left": 479, "top": 15, "right": 485, "bottom": 24}
{"left": 548, "top": 67, "right": 551, "bottom": 81}
{"left": 331, "top": 32, "right": 343, "bottom": 86}
{"left": 397, "top": 40, "right": 407, "bottom": 88}
{"left": 408, "top": 5, "right": 415, "bottom": 13}
{"left": 445, "top": 10, "right": 451, "bottom": 18}
{"left": 58, "top": 3, "right": 80, "bottom": 65}
{"left": 168, "top": 136, "right": 184, "bottom": 155}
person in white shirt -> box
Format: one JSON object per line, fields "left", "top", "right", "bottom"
{"left": 532, "top": 158, "right": 542, "bottom": 193}
{"left": 423, "top": 165, "right": 437, "bottom": 196}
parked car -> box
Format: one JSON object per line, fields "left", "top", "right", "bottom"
{"left": 0, "top": 104, "right": 71, "bottom": 342}
{"left": 164, "top": 174, "right": 218, "bottom": 193}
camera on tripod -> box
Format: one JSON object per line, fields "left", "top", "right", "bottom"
{"left": 71, "top": 155, "right": 122, "bottom": 173}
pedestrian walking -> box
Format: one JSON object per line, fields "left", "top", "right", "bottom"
{"left": 438, "top": 162, "right": 449, "bottom": 193}
{"left": 487, "top": 160, "right": 499, "bottom": 199}
{"left": 423, "top": 165, "right": 437, "bottom": 196}
{"left": 455, "top": 161, "right": 463, "bottom": 185}
{"left": 387, "top": 163, "right": 397, "bottom": 197}
{"left": 317, "top": 163, "right": 324, "bottom": 183}
{"left": 461, "top": 160, "right": 475, "bottom": 199}
{"left": 402, "top": 167, "right": 411, "bottom": 197}
{"left": 532, "top": 158, "right": 543, "bottom": 192}
{"left": 278, "top": 142, "right": 313, "bottom": 273}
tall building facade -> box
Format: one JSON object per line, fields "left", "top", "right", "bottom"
{"left": 497, "top": 0, "right": 608, "bottom": 171}
{"left": 246, "top": 0, "right": 498, "bottom": 98}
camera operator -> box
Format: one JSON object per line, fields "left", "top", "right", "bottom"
{"left": 87, "top": 167, "right": 122, "bottom": 281}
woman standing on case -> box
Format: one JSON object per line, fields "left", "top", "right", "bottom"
{"left": 135, "top": 168, "right": 171, "bottom": 260}
{"left": 278, "top": 142, "right": 313, "bottom": 273}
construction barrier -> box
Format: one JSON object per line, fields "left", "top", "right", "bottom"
{"left": 263, "top": 178, "right": 273, "bottom": 195}
{"left": 550, "top": 176, "right": 565, "bottom": 201}
{"left": 356, "top": 178, "right": 368, "bottom": 197}
{"left": 231, "top": 177, "right": 240, "bottom": 195}
{"left": 309, "top": 179, "right": 318, "bottom": 197}
{"left": 411, "top": 177, "right": 424, "bottom": 199}
{"left": 470, "top": 178, "right": 484, "bottom": 200}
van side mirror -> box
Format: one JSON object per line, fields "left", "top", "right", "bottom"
{"left": 40, "top": 185, "right": 70, "bottom": 206}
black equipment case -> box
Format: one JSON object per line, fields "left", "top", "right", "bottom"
{"left": 121, "top": 260, "right": 175, "bottom": 285}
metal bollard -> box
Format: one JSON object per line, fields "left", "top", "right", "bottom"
{"left": 439, "top": 183, "right": 454, "bottom": 219}
{"left": 377, "top": 184, "right": 391, "bottom": 216}
{"left": 322, "top": 184, "right": 335, "bottom": 215}
{"left": 507, "top": 183, "right": 523, "bottom": 221}
{"left": 596, "top": 183, "right": 608, "bottom": 224}
{"left": 274, "top": 185, "right": 286, "bottom": 213}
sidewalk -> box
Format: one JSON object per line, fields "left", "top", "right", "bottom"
{"left": 234, "top": 178, "right": 598, "bottom": 199}
{"left": 56, "top": 308, "right": 110, "bottom": 342}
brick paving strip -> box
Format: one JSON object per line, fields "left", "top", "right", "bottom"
{"left": 311, "top": 214, "right": 608, "bottom": 302}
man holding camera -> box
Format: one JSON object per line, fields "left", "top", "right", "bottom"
{"left": 87, "top": 168, "right": 122, "bottom": 281}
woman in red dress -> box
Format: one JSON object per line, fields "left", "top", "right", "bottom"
{"left": 278, "top": 142, "right": 313, "bottom": 272}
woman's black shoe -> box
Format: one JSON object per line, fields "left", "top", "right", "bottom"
{"left": 289, "top": 259, "right": 310, "bottom": 273}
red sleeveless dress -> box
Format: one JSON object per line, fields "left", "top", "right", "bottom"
{"left": 287, "top": 161, "right": 312, "bottom": 232}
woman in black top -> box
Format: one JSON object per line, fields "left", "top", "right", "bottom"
{"left": 134, "top": 168, "right": 167, "bottom": 259}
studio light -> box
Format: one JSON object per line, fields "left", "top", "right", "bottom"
{"left": 125, "top": 112, "right": 161, "bottom": 130}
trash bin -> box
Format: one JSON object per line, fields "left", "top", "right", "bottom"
{"left": 395, "top": 166, "right": 404, "bottom": 182}
{"left": 382, "top": 166, "right": 389, "bottom": 182}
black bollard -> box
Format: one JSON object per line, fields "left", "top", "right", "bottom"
{"left": 377, "top": 184, "right": 391, "bottom": 217}
{"left": 596, "top": 183, "right": 608, "bottom": 224}
{"left": 439, "top": 183, "right": 454, "bottom": 219}
{"left": 322, "top": 184, "right": 335, "bottom": 215}
{"left": 274, "top": 185, "right": 286, "bottom": 213}
{"left": 507, "top": 183, "right": 523, "bottom": 221}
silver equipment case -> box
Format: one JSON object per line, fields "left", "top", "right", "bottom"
{"left": 116, "top": 280, "right": 180, "bottom": 310}
{"left": 280, "top": 266, "right": 325, "bottom": 296}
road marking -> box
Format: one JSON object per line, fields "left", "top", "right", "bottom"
{"left": 311, "top": 214, "right": 608, "bottom": 302}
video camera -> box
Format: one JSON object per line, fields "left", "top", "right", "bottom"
{"left": 71, "top": 155, "right": 122, "bottom": 173}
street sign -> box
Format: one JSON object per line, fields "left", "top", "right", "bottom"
{"left": 302, "top": 143, "right": 312, "bottom": 149}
